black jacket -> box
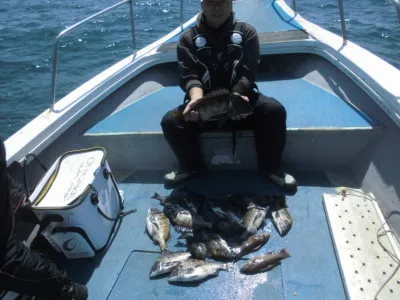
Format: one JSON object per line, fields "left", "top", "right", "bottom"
{"left": 177, "top": 12, "right": 260, "bottom": 96}
{"left": 0, "top": 136, "right": 13, "bottom": 252}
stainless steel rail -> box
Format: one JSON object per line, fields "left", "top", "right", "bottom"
{"left": 337, "top": 0, "right": 347, "bottom": 45}
{"left": 50, "top": 0, "right": 135, "bottom": 111}
{"left": 181, "top": 0, "right": 185, "bottom": 30}
{"left": 292, "top": 0, "right": 400, "bottom": 46}
{"left": 392, "top": 0, "right": 400, "bottom": 23}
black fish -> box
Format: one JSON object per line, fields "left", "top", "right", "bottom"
{"left": 173, "top": 89, "right": 253, "bottom": 124}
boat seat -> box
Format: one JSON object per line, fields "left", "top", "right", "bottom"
{"left": 85, "top": 77, "right": 382, "bottom": 172}
{"left": 87, "top": 78, "right": 376, "bottom": 133}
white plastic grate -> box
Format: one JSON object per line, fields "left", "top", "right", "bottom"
{"left": 323, "top": 189, "right": 400, "bottom": 300}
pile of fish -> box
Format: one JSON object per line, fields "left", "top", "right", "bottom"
{"left": 145, "top": 189, "right": 292, "bottom": 283}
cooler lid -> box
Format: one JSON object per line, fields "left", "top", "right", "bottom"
{"left": 29, "top": 148, "right": 106, "bottom": 207}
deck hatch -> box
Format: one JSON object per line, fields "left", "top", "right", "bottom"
{"left": 323, "top": 190, "right": 400, "bottom": 300}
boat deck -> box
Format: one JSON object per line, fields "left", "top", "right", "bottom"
{"left": 87, "top": 75, "right": 374, "bottom": 134}
{"left": 59, "top": 171, "right": 346, "bottom": 300}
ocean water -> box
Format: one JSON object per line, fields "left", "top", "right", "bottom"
{"left": 0, "top": 0, "right": 399, "bottom": 139}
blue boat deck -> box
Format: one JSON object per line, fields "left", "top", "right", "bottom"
{"left": 87, "top": 74, "right": 374, "bottom": 134}
{"left": 61, "top": 171, "right": 346, "bottom": 300}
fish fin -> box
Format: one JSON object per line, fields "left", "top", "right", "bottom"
{"left": 253, "top": 244, "right": 262, "bottom": 252}
{"left": 175, "top": 226, "right": 191, "bottom": 233}
{"left": 231, "top": 247, "right": 242, "bottom": 258}
{"left": 161, "top": 249, "right": 171, "bottom": 256}
{"left": 261, "top": 262, "right": 280, "bottom": 272}
{"left": 223, "top": 263, "right": 235, "bottom": 272}
{"left": 151, "top": 192, "right": 160, "bottom": 200}
{"left": 247, "top": 203, "right": 256, "bottom": 210}
{"left": 177, "top": 232, "right": 193, "bottom": 239}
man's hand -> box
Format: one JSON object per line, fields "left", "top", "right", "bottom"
{"left": 231, "top": 95, "right": 250, "bottom": 120}
{"left": 183, "top": 87, "right": 204, "bottom": 122}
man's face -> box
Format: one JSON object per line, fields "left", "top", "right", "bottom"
{"left": 202, "top": 0, "right": 233, "bottom": 28}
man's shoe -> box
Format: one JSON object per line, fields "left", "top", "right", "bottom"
{"left": 59, "top": 282, "right": 88, "bottom": 300}
{"left": 262, "top": 170, "right": 297, "bottom": 193}
{"left": 164, "top": 170, "right": 202, "bottom": 187}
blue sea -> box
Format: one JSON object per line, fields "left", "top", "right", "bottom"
{"left": 1, "top": 0, "right": 399, "bottom": 139}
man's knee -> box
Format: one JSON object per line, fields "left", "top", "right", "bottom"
{"left": 160, "top": 109, "right": 182, "bottom": 133}
{"left": 160, "top": 110, "right": 175, "bottom": 130}
{"left": 160, "top": 103, "right": 186, "bottom": 130}
{"left": 254, "top": 95, "right": 287, "bottom": 121}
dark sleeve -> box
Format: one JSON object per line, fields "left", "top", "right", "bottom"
{"left": 177, "top": 30, "right": 203, "bottom": 93}
{"left": 232, "top": 25, "right": 260, "bottom": 96}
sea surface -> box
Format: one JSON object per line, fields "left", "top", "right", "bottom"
{"left": 0, "top": 0, "right": 399, "bottom": 139}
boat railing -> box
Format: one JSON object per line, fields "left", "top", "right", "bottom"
{"left": 50, "top": 0, "right": 135, "bottom": 111}
{"left": 393, "top": 0, "right": 400, "bottom": 23}
{"left": 291, "top": 0, "right": 400, "bottom": 46}
{"left": 50, "top": 0, "right": 188, "bottom": 112}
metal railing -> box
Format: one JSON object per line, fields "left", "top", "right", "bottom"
{"left": 50, "top": 0, "right": 188, "bottom": 111}
{"left": 181, "top": 0, "right": 185, "bottom": 30}
{"left": 292, "top": 0, "right": 400, "bottom": 46}
{"left": 393, "top": 0, "right": 400, "bottom": 23}
{"left": 50, "top": 0, "right": 136, "bottom": 111}
{"left": 337, "top": 0, "right": 347, "bottom": 45}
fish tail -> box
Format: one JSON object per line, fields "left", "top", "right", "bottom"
{"left": 223, "top": 262, "right": 235, "bottom": 271}
{"left": 159, "top": 240, "right": 168, "bottom": 252}
{"left": 231, "top": 247, "right": 242, "bottom": 258}
{"left": 161, "top": 249, "right": 170, "bottom": 256}
{"left": 151, "top": 192, "right": 163, "bottom": 203}
{"left": 279, "top": 248, "right": 291, "bottom": 258}
{"left": 177, "top": 232, "right": 193, "bottom": 239}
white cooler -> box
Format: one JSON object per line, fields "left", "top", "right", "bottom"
{"left": 27, "top": 147, "right": 124, "bottom": 259}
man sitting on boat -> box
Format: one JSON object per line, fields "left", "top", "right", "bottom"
{"left": 161, "top": 0, "right": 297, "bottom": 193}
{"left": 0, "top": 136, "right": 88, "bottom": 299}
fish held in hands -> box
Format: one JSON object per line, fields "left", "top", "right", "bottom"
{"left": 174, "top": 89, "right": 253, "bottom": 124}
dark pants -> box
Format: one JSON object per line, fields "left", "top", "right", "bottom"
{"left": 0, "top": 138, "right": 72, "bottom": 299}
{"left": 0, "top": 234, "right": 72, "bottom": 299}
{"left": 161, "top": 91, "right": 287, "bottom": 172}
